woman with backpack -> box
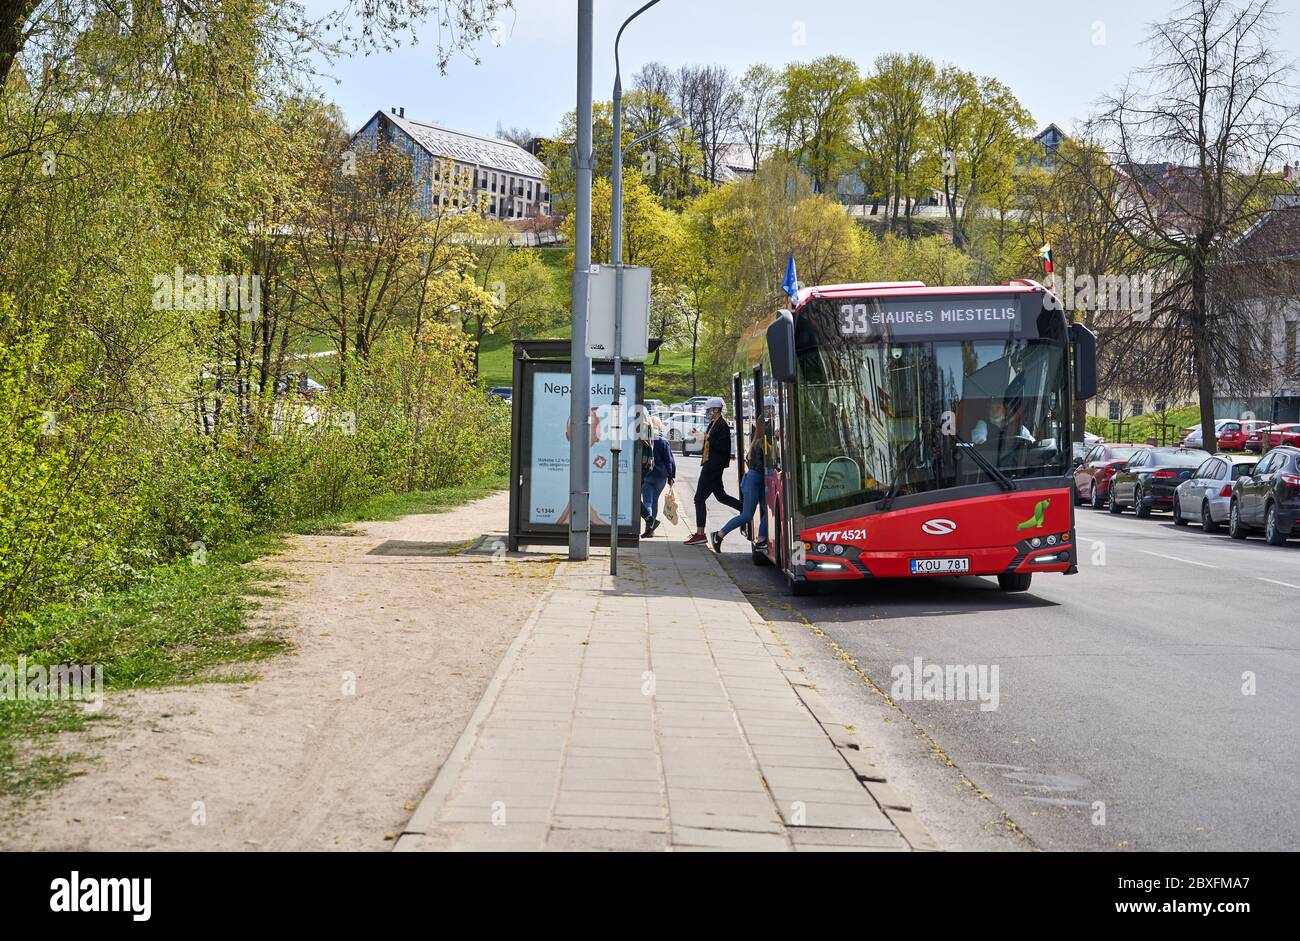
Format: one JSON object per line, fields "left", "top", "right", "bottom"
{"left": 640, "top": 416, "right": 676, "bottom": 537}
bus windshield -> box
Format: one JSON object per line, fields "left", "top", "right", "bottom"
{"left": 795, "top": 335, "right": 1069, "bottom": 516}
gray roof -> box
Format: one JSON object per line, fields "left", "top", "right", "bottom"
{"left": 381, "top": 111, "right": 546, "bottom": 178}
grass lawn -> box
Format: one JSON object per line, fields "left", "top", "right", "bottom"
{"left": 1085, "top": 405, "right": 1203, "bottom": 446}
{"left": 0, "top": 475, "right": 506, "bottom": 802}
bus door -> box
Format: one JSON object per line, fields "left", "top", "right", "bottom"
{"left": 733, "top": 372, "right": 746, "bottom": 501}
{"left": 752, "top": 364, "right": 768, "bottom": 545}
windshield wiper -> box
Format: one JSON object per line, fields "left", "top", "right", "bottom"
{"left": 952, "top": 432, "right": 1018, "bottom": 492}
{"left": 877, "top": 434, "right": 925, "bottom": 511}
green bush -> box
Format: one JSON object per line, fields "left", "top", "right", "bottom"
{"left": 0, "top": 309, "right": 510, "bottom": 632}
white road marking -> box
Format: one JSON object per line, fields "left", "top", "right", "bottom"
{"left": 1255, "top": 577, "right": 1300, "bottom": 590}
{"left": 1136, "top": 549, "right": 1217, "bottom": 568}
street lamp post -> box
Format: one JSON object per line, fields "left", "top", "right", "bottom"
{"left": 609, "top": 0, "right": 669, "bottom": 575}
{"left": 568, "top": 0, "right": 595, "bottom": 561}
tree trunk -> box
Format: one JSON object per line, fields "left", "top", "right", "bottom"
{"left": 690, "top": 314, "right": 701, "bottom": 395}
{"left": 1191, "top": 252, "right": 1218, "bottom": 455}
{"left": 0, "top": 0, "right": 37, "bottom": 86}
{"left": 945, "top": 177, "right": 965, "bottom": 250}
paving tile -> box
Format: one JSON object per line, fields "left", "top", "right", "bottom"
{"left": 401, "top": 541, "right": 916, "bottom": 853}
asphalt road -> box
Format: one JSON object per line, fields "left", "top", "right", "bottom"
{"left": 675, "top": 454, "right": 1300, "bottom": 851}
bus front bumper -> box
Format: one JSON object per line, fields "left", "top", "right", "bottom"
{"left": 801, "top": 540, "right": 1076, "bottom": 581}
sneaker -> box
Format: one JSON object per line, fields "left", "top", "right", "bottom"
{"left": 647, "top": 518, "right": 660, "bottom": 537}
{"left": 753, "top": 539, "right": 769, "bottom": 552}
{"left": 683, "top": 533, "right": 707, "bottom": 546}
{"left": 710, "top": 531, "right": 723, "bottom": 553}
{"left": 641, "top": 525, "right": 653, "bottom": 538}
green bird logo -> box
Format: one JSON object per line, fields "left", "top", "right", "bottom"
{"left": 1016, "top": 498, "right": 1050, "bottom": 531}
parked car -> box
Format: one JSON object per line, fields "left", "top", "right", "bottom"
{"left": 1216, "top": 419, "right": 1271, "bottom": 451}
{"left": 1261, "top": 423, "right": 1300, "bottom": 450}
{"left": 643, "top": 398, "right": 665, "bottom": 415}
{"left": 1108, "top": 447, "right": 1210, "bottom": 517}
{"left": 1072, "top": 443, "right": 1147, "bottom": 509}
{"left": 1180, "top": 420, "right": 1236, "bottom": 448}
{"left": 1244, "top": 424, "right": 1276, "bottom": 453}
{"left": 1228, "top": 445, "right": 1300, "bottom": 544}
{"left": 1173, "top": 454, "right": 1258, "bottom": 531}
{"left": 663, "top": 410, "right": 708, "bottom": 455}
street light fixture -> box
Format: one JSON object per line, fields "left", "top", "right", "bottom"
{"left": 607, "top": 0, "right": 668, "bottom": 575}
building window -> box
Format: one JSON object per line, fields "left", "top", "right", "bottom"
{"left": 1287, "top": 321, "right": 1298, "bottom": 377}
{"left": 1131, "top": 400, "right": 1144, "bottom": 417}
{"left": 1108, "top": 400, "right": 1121, "bottom": 421}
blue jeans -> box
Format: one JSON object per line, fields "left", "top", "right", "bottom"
{"left": 720, "top": 469, "right": 768, "bottom": 540}
{"left": 641, "top": 470, "right": 668, "bottom": 522}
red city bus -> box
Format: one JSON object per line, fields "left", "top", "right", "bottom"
{"left": 732, "top": 280, "right": 1097, "bottom": 595}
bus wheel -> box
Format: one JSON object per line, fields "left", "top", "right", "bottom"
{"left": 997, "top": 572, "right": 1033, "bottom": 592}
{"left": 786, "top": 572, "right": 815, "bottom": 596}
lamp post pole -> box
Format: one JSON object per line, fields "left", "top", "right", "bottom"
{"left": 568, "top": 0, "right": 595, "bottom": 561}
{"left": 609, "top": 0, "right": 665, "bottom": 575}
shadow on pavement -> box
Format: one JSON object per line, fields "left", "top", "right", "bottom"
{"left": 715, "top": 550, "right": 1060, "bottom": 624}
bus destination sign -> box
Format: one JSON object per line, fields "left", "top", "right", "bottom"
{"left": 833, "top": 296, "right": 1024, "bottom": 339}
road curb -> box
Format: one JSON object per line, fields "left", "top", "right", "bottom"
{"left": 393, "top": 570, "right": 558, "bottom": 851}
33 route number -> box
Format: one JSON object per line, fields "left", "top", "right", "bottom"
{"left": 839, "top": 303, "right": 871, "bottom": 335}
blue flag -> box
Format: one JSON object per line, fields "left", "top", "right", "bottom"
{"left": 782, "top": 253, "right": 799, "bottom": 304}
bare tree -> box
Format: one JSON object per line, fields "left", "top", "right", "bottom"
{"left": 494, "top": 121, "right": 534, "bottom": 147}
{"left": 1075, "top": 0, "right": 1300, "bottom": 454}
{"left": 677, "top": 63, "right": 741, "bottom": 186}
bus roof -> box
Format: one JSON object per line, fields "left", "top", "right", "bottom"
{"left": 789, "top": 279, "right": 1051, "bottom": 312}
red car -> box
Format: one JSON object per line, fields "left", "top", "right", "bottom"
{"left": 1217, "top": 420, "right": 1271, "bottom": 451}
{"left": 1245, "top": 424, "right": 1275, "bottom": 453}
{"left": 1072, "top": 443, "right": 1148, "bottom": 509}
{"left": 1263, "top": 423, "right": 1300, "bottom": 449}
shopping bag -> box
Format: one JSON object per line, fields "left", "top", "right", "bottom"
{"left": 663, "top": 485, "right": 679, "bottom": 525}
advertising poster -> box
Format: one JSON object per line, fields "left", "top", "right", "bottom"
{"left": 528, "top": 370, "right": 634, "bottom": 528}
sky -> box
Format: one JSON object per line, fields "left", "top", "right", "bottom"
{"left": 304, "top": 0, "right": 1300, "bottom": 142}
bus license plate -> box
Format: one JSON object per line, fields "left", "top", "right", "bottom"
{"left": 911, "top": 557, "right": 970, "bottom": 575}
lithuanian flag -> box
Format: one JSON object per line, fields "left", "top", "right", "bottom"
{"left": 1038, "top": 243, "right": 1054, "bottom": 275}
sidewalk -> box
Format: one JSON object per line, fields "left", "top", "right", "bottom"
{"left": 397, "top": 510, "right": 937, "bottom": 852}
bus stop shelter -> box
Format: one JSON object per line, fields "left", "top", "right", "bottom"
{"left": 507, "top": 339, "right": 659, "bottom": 551}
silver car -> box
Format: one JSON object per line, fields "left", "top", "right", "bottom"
{"left": 1173, "top": 454, "right": 1258, "bottom": 531}
{"left": 663, "top": 410, "right": 708, "bottom": 456}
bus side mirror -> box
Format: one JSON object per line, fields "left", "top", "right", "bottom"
{"left": 767, "top": 312, "right": 796, "bottom": 383}
{"left": 1071, "top": 323, "right": 1097, "bottom": 400}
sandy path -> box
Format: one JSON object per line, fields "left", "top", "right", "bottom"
{"left": 0, "top": 490, "right": 556, "bottom": 851}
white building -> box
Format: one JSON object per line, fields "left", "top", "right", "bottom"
{"left": 353, "top": 108, "right": 550, "bottom": 220}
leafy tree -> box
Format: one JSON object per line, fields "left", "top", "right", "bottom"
{"left": 857, "top": 53, "right": 936, "bottom": 236}
{"left": 462, "top": 224, "right": 555, "bottom": 376}
{"left": 772, "top": 55, "right": 859, "bottom": 194}
{"left": 738, "top": 63, "right": 780, "bottom": 174}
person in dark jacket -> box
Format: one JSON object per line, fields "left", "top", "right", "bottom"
{"left": 640, "top": 417, "right": 676, "bottom": 537}
{"left": 685, "top": 397, "right": 742, "bottom": 546}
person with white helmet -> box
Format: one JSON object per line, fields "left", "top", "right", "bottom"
{"left": 684, "top": 396, "right": 742, "bottom": 546}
